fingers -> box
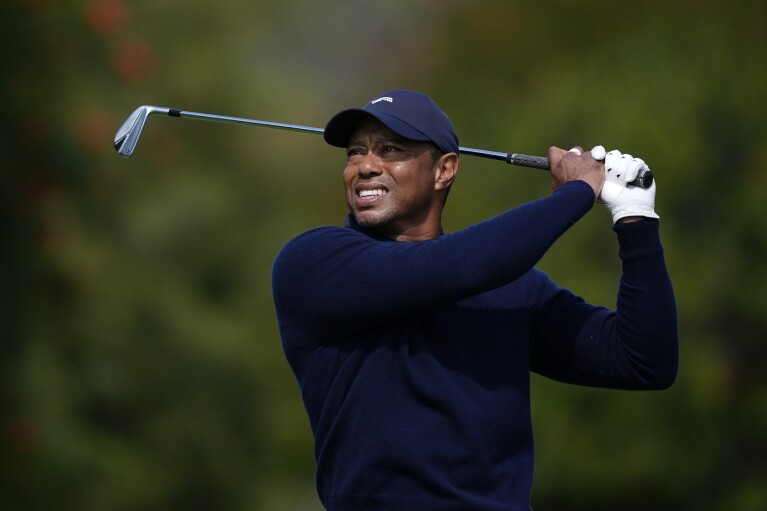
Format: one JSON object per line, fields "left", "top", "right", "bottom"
{"left": 615, "top": 154, "right": 632, "bottom": 183}
{"left": 549, "top": 146, "right": 599, "bottom": 160}
{"left": 548, "top": 144, "right": 604, "bottom": 196}
{"left": 605, "top": 150, "right": 623, "bottom": 183}
{"left": 605, "top": 149, "right": 647, "bottom": 184}
{"left": 625, "top": 158, "right": 646, "bottom": 182}
{"left": 547, "top": 145, "right": 591, "bottom": 178}
{"left": 545, "top": 146, "right": 649, "bottom": 193}
{"left": 547, "top": 146, "right": 568, "bottom": 169}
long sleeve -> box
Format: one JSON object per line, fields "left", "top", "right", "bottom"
{"left": 272, "top": 180, "right": 595, "bottom": 340}
{"left": 272, "top": 184, "right": 678, "bottom": 510}
{"left": 530, "top": 219, "right": 679, "bottom": 389}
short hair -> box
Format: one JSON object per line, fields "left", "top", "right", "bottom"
{"left": 430, "top": 145, "right": 444, "bottom": 163}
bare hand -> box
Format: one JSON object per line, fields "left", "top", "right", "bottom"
{"left": 547, "top": 146, "right": 605, "bottom": 198}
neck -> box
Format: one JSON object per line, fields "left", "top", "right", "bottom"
{"left": 389, "top": 225, "right": 442, "bottom": 242}
{"left": 384, "top": 203, "right": 444, "bottom": 241}
{"left": 348, "top": 213, "right": 444, "bottom": 242}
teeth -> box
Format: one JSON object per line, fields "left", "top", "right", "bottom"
{"left": 359, "top": 189, "right": 387, "bottom": 197}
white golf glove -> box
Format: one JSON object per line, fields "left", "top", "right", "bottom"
{"left": 595, "top": 148, "right": 659, "bottom": 224}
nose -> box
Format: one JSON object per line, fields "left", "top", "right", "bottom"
{"left": 357, "top": 152, "right": 383, "bottom": 178}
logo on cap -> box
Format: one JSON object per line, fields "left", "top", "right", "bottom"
{"left": 371, "top": 97, "right": 393, "bottom": 104}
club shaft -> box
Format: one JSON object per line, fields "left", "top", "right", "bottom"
{"left": 172, "top": 109, "right": 325, "bottom": 135}
{"left": 171, "top": 109, "right": 552, "bottom": 170}
{"left": 115, "top": 106, "right": 652, "bottom": 187}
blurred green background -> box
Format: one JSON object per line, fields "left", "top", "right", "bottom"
{"left": 2, "top": 0, "right": 765, "bottom": 509}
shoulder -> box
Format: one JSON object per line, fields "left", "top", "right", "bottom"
{"left": 276, "top": 225, "right": 370, "bottom": 260}
{"left": 279, "top": 226, "right": 346, "bottom": 250}
{"left": 272, "top": 225, "right": 377, "bottom": 280}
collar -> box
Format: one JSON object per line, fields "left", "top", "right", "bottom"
{"left": 343, "top": 214, "right": 444, "bottom": 241}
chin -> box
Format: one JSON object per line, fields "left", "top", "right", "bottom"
{"left": 354, "top": 210, "right": 396, "bottom": 230}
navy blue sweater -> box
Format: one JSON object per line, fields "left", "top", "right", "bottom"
{"left": 272, "top": 181, "right": 678, "bottom": 510}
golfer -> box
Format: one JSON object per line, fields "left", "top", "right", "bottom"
{"left": 272, "top": 89, "right": 678, "bottom": 511}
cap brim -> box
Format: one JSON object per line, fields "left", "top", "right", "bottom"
{"left": 324, "top": 109, "right": 430, "bottom": 148}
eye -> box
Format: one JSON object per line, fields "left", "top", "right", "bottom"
{"left": 346, "top": 147, "right": 364, "bottom": 158}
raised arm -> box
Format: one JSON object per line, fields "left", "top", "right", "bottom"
{"left": 530, "top": 160, "right": 678, "bottom": 390}
{"left": 272, "top": 181, "right": 596, "bottom": 337}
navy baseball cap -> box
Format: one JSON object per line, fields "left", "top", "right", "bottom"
{"left": 324, "top": 89, "right": 459, "bottom": 155}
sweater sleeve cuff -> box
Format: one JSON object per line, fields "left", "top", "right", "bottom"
{"left": 613, "top": 218, "right": 663, "bottom": 262}
{"left": 555, "top": 180, "right": 597, "bottom": 213}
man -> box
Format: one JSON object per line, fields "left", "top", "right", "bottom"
{"left": 271, "top": 89, "right": 678, "bottom": 511}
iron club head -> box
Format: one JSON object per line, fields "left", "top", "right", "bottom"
{"left": 114, "top": 106, "right": 170, "bottom": 157}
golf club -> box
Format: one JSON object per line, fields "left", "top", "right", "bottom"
{"left": 114, "top": 105, "right": 653, "bottom": 188}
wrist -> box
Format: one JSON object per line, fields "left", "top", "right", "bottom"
{"left": 610, "top": 204, "right": 660, "bottom": 224}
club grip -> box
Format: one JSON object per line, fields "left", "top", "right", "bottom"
{"left": 505, "top": 153, "right": 653, "bottom": 188}
{"left": 506, "top": 153, "right": 550, "bottom": 169}
{"left": 629, "top": 168, "right": 654, "bottom": 188}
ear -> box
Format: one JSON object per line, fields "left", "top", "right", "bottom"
{"left": 434, "top": 152, "right": 459, "bottom": 192}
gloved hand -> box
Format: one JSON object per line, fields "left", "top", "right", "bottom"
{"left": 595, "top": 148, "right": 660, "bottom": 224}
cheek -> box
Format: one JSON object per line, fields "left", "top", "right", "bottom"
{"left": 342, "top": 167, "right": 353, "bottom": 189}
{"left": 404, "top": 166, "right": 436, "bottom": 196}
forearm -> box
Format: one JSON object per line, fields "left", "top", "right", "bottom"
{"left": 612, "top": 219, "right": 679, "bottom": 387}
{"left": 532, "top": 219, "right": 678, "bottom": 389}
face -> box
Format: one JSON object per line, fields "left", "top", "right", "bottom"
{"left": 343, "top": 118, "right": 446, "bottom": 240}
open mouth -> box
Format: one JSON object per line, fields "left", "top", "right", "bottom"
{"left": 358, "top": 189, "right": 388, "bottom": 198}
{"left": 353, "top": 182, "right": 389, "bottom": 208}
{"left": 355, "top": 186, "right": 389, "bottom": 207}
